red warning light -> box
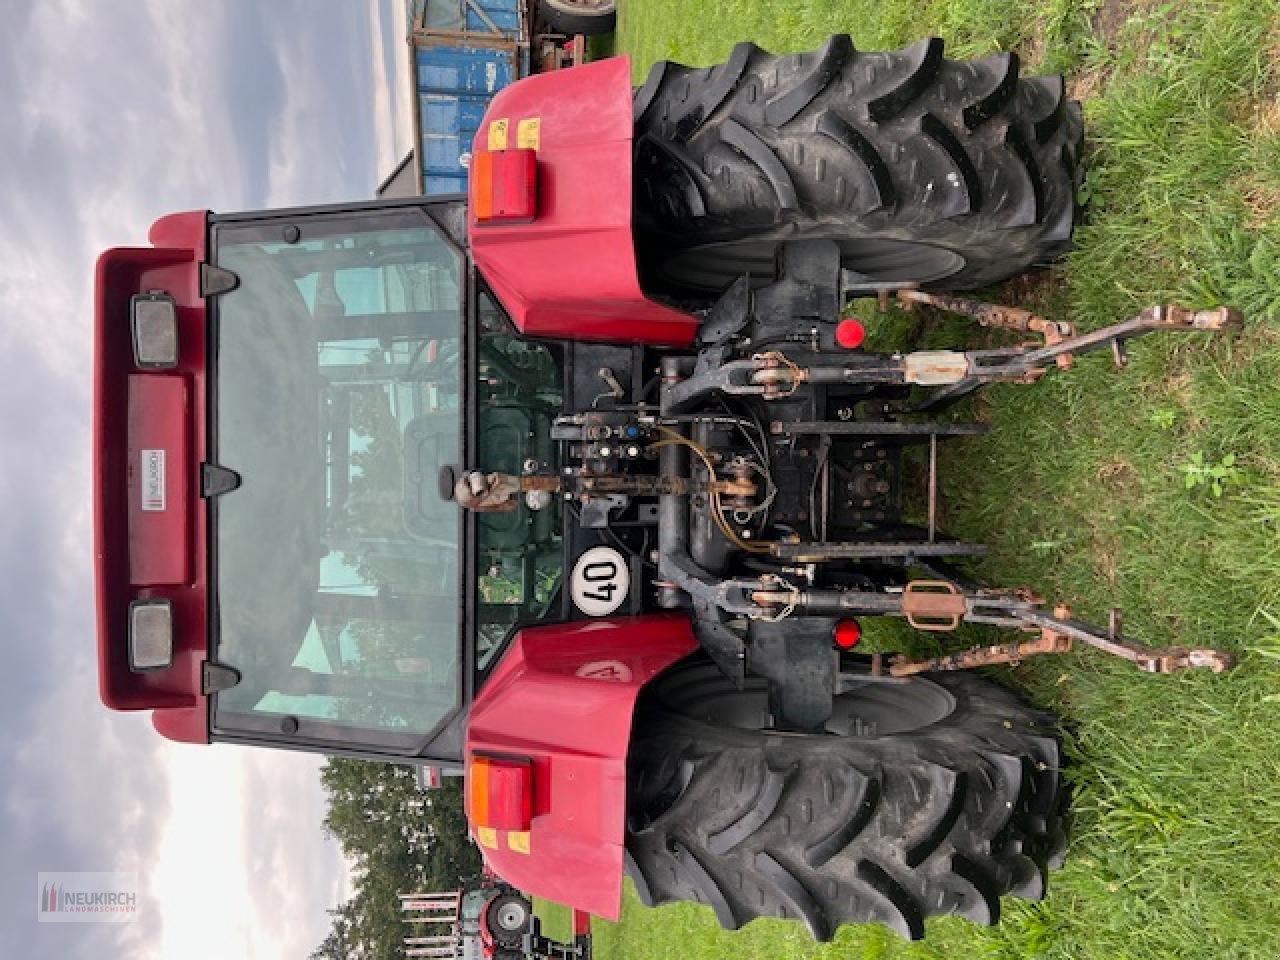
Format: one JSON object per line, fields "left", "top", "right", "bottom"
{"left": 835, "top": 318, "right": 866, "bottom": 349}
{"left": 834, "top": 619, "right": 862, "bottom": 649}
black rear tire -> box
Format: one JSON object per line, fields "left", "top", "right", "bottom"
{"left": 486, "top": 892, "right": 532, "bottom": 948}
{"left": 539, "top": 0, "right": 616, "bottom": 36}
{"left": 625, "top": 656, "right": 1065, "bottom": 941}
{"left": 632, "top": 35, "right": 1083, "bottom": 299}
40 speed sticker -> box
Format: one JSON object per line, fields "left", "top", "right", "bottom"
{"left": 570, "top": 546, "right": 629, "bottom": 617}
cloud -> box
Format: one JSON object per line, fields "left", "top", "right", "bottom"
{"left": 265, "top": 3, "right": 379, "bottom": 205}
{"left": 150, "top": 746, "right": 350, "bottom": 960}
{"left": 0, "top": 1, "right": 391, "bottom": 955}
{"left": 369, "top": 0, "right": 399, "bottom": 180}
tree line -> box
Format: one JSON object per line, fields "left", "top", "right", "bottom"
{"left": 312, "top": 759, "right": 483, "bottom": 959}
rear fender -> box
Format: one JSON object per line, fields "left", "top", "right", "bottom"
{"left": 464, "top": 614, "right": 697, "bottom": 919}
{"left": 467, "top": 57, "right": 698, "bottom": 347}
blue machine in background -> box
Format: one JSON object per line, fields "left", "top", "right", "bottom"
{"left": 406, "top": 1, "right": 529, "bottom": 196}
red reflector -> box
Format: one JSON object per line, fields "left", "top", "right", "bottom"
{"left": 834, "top": 619, "right": 862, "bottom": 649}
{"left": 471, "top": 148, "right": 538, "bottom": 224}
{"left": 836, "top": 318, "right": 867, "bottom": 349}
{"left": 469, "top": 755, "right": 533, "bottom": 831}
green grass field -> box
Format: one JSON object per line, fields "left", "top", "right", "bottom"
{"left": 547, "top": 1, "right": 1280, "bottom": 958}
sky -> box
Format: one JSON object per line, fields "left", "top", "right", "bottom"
{"left": 1, "top": 1, "right": 413, "bottom": 956}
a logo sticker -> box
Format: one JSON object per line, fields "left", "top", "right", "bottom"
{"left": 140, "top": 449, "right": 166, "bottom": 512}
{"left": 575, "top": 660, "right": 634, "bottom": 683}
{"left": 38, "top": 872, "right": 138, "bottom": 923}
{"left": 571, "top": 546, "right": 629, "bottom": 617}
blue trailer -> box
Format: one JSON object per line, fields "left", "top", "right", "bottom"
{"left": 398, "top": 1, "right": 613, "bottom": 198}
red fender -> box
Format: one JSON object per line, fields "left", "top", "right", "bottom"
{"left": 467, "top": 57, "right": 699, "bottom": 347}
{"left": 465, "top": 615, "right": 697, "bottom": 919}
{"left": 477, "top": 895, "right": 496, "bottom": 952}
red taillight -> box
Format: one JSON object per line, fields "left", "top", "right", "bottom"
{"left": 471, "top": 148, "right": 538, "bottom": 225}
{"left": 835, "top": 619, "right": 862, "bottom": 649}
{"left": 836, "top": 318, "right": 867, "bottom": 349}
{"left": 468, "top": 754, "right": 533, "bottom": 831}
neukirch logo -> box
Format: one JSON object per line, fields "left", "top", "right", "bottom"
{"left": 38, "top": 873, "right": 138, "bottom": 923}
{"left": 141, "top": 448, "right": 166, "bottom": 512}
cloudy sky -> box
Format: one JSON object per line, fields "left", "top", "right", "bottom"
{"left": 1, "top": 1, "right": 412, "bottom": 955}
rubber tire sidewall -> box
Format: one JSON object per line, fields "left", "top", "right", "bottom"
{"left": 540, "top": 0, "right": 617, "bottom": 35}
{"left": 486, "top": 893, "right": 531, "bottom": 948}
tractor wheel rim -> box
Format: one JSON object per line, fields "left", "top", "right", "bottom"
{"left": 497, "top": 903, "right": 527, "bottom": 930}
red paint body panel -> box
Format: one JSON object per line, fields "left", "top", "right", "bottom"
{"left": 465, "top": 615, "right": 698, "bottom": 919}
{"left": 94, "top": 210, "right": 211, "bottom": 743}
{"left": 468, "top": 57, "right": 698, "bottom": 348}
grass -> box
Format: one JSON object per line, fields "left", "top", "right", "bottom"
{"left": 533, "top": 899, "right": 575, "bottom": 943}
{"left": 547, "top": 1, "right": 1280, "bottom": 958}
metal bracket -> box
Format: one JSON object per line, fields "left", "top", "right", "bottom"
{"left": 202, "top": 660, "right": 242, "bottom": 694}
{"left": 201, "top": 462, "right": 242, "bottom": 498}
{"left": 901, "top": 580, "right": 967, "bottom": 631}
{"left": 200, "top": 263, "right": 239, "bottom": 297}
{"left": 579, "top": 494, "right": 629, "bottom": 529}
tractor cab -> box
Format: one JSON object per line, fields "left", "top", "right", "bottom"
{"left": 96, "top": 198, "right": 565, "bottom": 764}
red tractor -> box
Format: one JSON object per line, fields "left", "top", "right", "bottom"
{"left": 396, "top": 884, "right": 536, "bottom": 960}
{"left": 95, "top": 39, "right": 1237, "bottom": 940}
